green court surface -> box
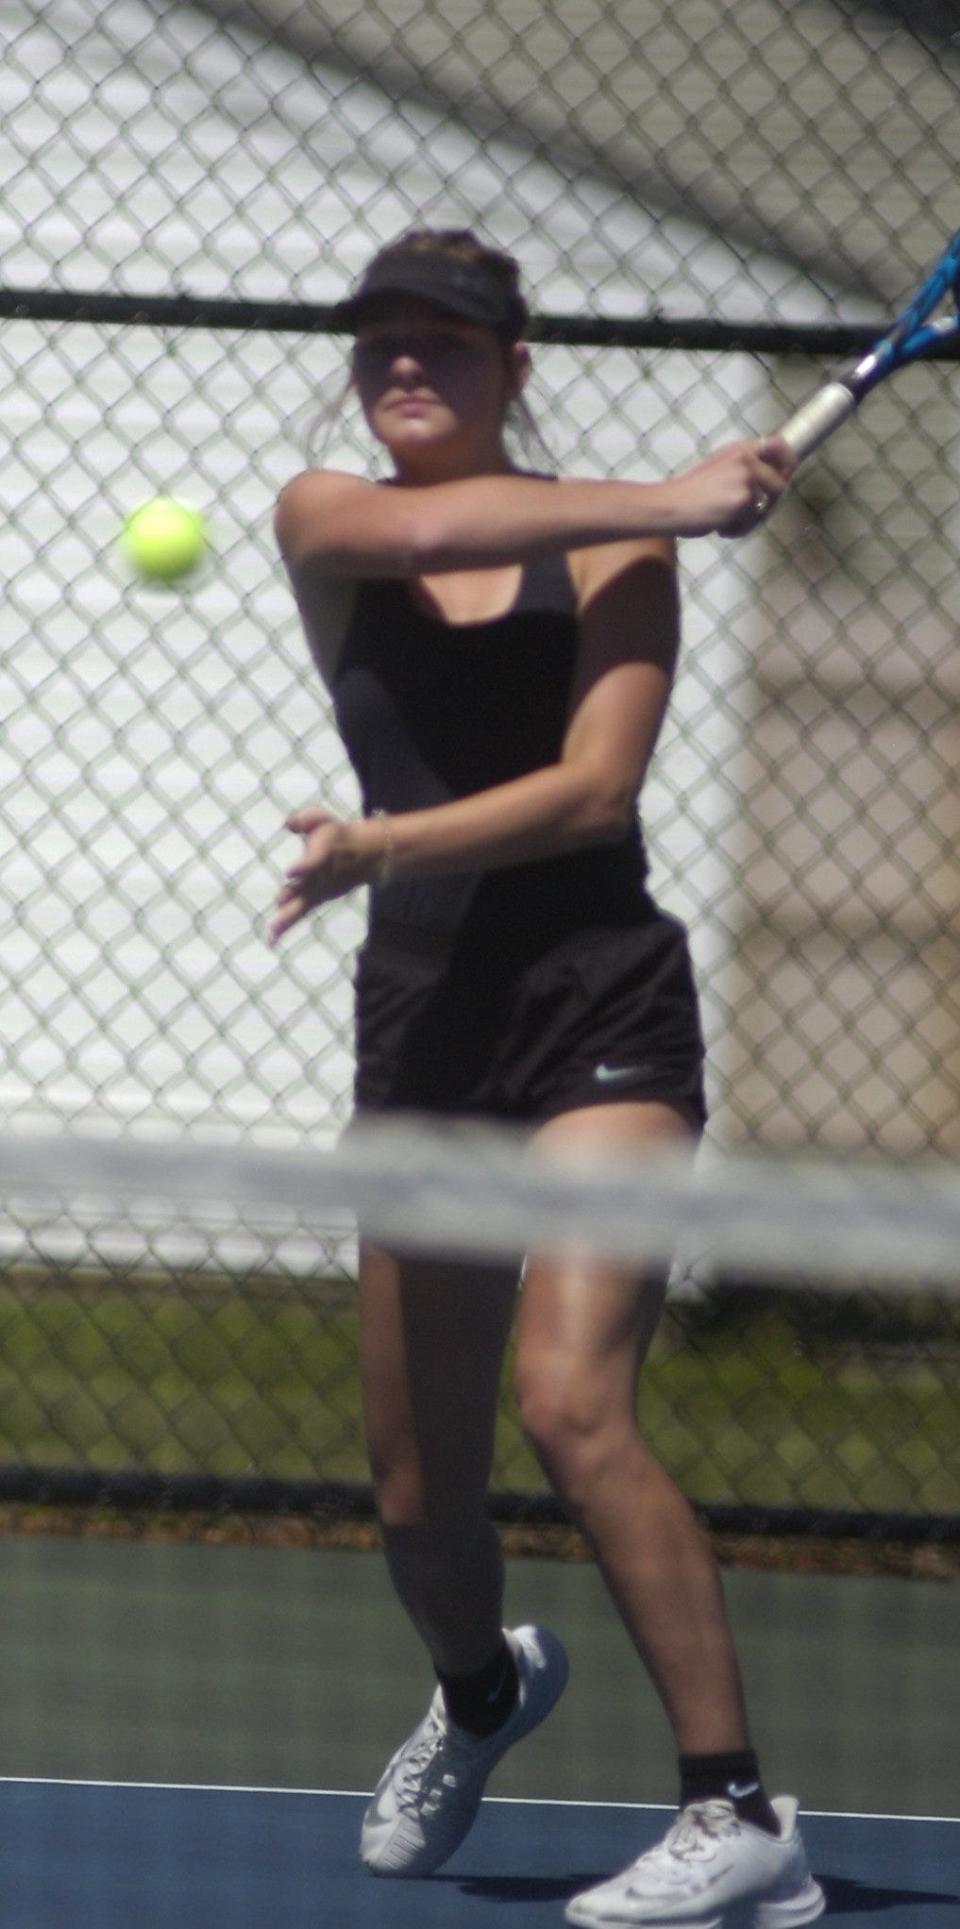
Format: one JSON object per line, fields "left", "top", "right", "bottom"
{"left": 0, "top": 1533, "right": 955, "bottom": 1819}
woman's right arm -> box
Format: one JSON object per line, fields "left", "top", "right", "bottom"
{"left": 274, "top": 437, "right": 795, "bottom": 579}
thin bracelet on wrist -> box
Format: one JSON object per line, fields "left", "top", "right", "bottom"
{"left": 372, "top": 809, "right": 396, "bottom": 885}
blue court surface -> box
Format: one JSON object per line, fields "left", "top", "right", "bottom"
{"left": 1, "top": 1780, "right": 956, "bottom": 1928}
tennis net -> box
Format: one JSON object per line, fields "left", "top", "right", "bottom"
{"left": 0, "top": 1120, "right": 957, "bottom": 1546}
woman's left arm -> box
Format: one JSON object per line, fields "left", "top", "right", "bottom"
{"left": 270, "top": 540, "right": 678, "bottom": 944}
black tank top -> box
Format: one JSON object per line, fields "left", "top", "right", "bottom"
{"left": 330, "top": 553, "right": 649, "bottom": 945}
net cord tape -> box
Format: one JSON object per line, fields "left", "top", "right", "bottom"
{"left": 4, "top": 1124, "right": 960, "bottom": 1290}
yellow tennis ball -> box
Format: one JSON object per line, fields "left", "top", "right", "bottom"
{"left": 122, "top": 498, "right": 208, "bottom": 582}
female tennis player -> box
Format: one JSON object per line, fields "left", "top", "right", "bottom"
{"left": 271, "top": 229, "right": 824, "bottom": 1928}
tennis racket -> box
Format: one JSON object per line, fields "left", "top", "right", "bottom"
{"left": 778, "top": 227, "right": 960, "bottom": 461}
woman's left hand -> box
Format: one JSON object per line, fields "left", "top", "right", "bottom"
{"left": 269, "top": 805, "right": 381, "bottom": 944}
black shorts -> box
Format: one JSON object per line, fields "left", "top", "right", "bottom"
{"left": 353, "top": 898, "right": 706, "bottom": 1130}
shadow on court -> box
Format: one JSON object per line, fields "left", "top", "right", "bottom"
{"left": 820, "top": 1874, "right": 960, "bottom": 1916}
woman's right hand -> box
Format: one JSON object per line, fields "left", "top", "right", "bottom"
{"left": 672, "top": 434, "right": 797, "bottom": 537}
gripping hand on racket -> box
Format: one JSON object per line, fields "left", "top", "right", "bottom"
{"left": 673, "top": 432, "right": 797, "bottom": 536}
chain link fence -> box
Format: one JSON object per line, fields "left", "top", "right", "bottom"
{"left": 1, "top": 0, "right": 959, "bottom": 1532}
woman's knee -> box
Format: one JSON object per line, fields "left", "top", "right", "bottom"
{"left": 367, "top": 1439, "right": 489, "bottom": 1557}
{"left": 514, "top": 1352, "right": 630, "bottom": 1492}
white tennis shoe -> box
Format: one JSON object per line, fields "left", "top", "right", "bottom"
{"left": 360, "top": 1622, "right": 568, "bottom": 1878}
{"left": 565, "top": 1796, "right": 826, "bottom": 1927}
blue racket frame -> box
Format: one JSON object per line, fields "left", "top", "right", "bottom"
{"left": 780, "top": 227, "right": 960, "bottom": 460}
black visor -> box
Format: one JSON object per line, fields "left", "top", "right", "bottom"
{"left": 331, "top": 252, "right": 527, "bottom": 338}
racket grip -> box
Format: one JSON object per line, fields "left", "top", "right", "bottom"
{"left": 778, "top": 381, "right": 859, "bottom": 460}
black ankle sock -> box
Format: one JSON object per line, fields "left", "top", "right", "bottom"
{"left": 436, "top": 1638, "right": 519, "bottom": 1737}
{"left": 678, "top": 1749, "right": 780, "bottom": 1836}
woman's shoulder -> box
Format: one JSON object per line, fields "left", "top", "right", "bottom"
{"left": 274, "top": 467, "right": 380, "bottom": 563}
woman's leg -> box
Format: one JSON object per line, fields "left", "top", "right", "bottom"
{"left": 520, "top": 1104, "right": 826, "bottom": 1926}
{"left": 358, "top": 1238, "right": 569, "bottom": 1881}
{"left": 515, "top": 1100, "right": 749, "bottom": 1755}
{"left": 357, "top": 1239, "right": 518, "bottom": 1674}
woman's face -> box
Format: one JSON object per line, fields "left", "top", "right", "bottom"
{"left": 351, "top": 296, "right": 528, "bottom": 473}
